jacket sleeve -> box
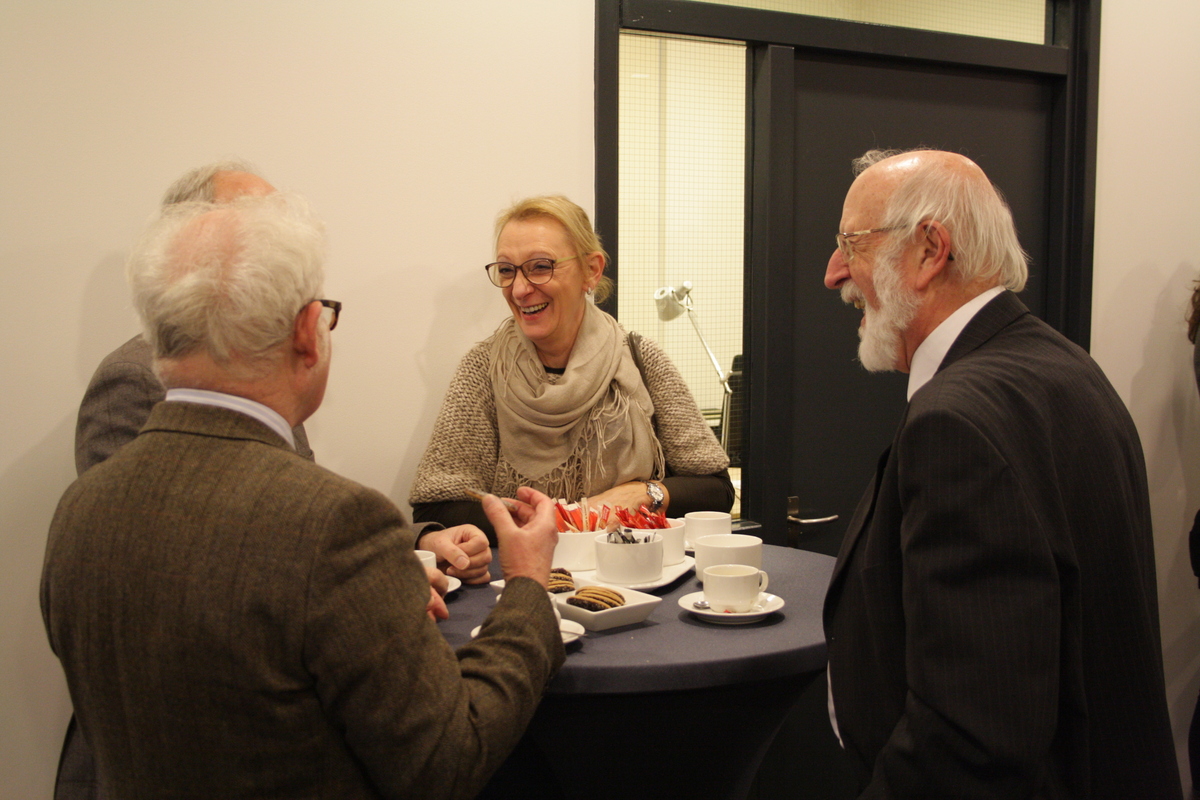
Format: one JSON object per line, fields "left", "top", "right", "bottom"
{"left": 307, "top": 487, "right": 564, "bottom": 800}
{"left": 863, "top": 406, "right": 1061, "bottom": 798}
{"left": 75, "top": 355, "right": 163, "bottom": 476}
{"left": 409, "top": 344, "right": 499, "bottom": 507}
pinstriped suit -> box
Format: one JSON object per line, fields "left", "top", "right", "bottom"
{"left": 43, "top": 401, "right": 563, "bottom": 800}
{"left": 823, "top": 291, "right": 1181, "bottom": 798}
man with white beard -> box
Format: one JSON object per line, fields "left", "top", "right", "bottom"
{"left": 819, "top": 148, "right": 1180, "bottom": 798}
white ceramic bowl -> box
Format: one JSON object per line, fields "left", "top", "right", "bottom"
{"left": 553, "top": 529, "right": 598, "bottom": 571}
{"left": 593, "top": 532, "right": 663, "bottom": 585}
{"left": 555, "top": 580, "right": 662, "bottom": 631}
{"left": 620, "top": 518, "right": 686, "bottom": 566}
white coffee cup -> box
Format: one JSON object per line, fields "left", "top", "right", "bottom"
{"left": 684, "top": 511, "right": 732, "bottom": 546}
{"left": 659, "top": 518, "right": 686, "bottom": 566}
{"left": 553, "top": 529, "right": 598, "bottom": 571}
{"left": 416, "top": 549, "right": 438, "bottom": 571}
{"left": 594, "top": 532, "right": 664, "bottom": 585}
{"left": 693, "top": 533, "right": 762, "bottom": 584}
{"left": 703, "top": 564, "right": 769, "bottom": 613}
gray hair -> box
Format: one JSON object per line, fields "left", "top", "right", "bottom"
{"left": 160, "top": 160, "right": 260, "bottom": 206}
{"left": 126, "top": 193, "right": 326, "bottom": 374}
{"left": 853, "top": 148, "right": 1028, "bottom": 292}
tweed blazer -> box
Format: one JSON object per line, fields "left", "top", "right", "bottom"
{"left": 823, "top": 292, "right": 1181, "bottom": 798}
{"left": 43, "top": 401, "right": 564, "bottom": 800}
{"left": 75, "top": 334, "right": 313, "bottom": 474}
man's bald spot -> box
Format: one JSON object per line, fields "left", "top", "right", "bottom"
{"left": 212, "top": 171, "right": 276, "bottom": 203}
{"left": 865, "top": 150, "right": 988, "bottom": 193}
{"left": 167, "top": 207, "right": 242, "bottom": 281}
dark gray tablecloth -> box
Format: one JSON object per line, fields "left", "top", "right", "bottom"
{"left": 441, "top": 544, "right": 835, "bottom": 693}
{"left": 446, "top": 544, "right": 837, "bottom": 800}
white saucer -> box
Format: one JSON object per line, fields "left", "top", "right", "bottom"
{"left": 471, "top": 619, "right": 585, "bottom": 645}
{"left": 677, "top": 591, "right": 784, "bottom": 624}
{"left": 574, "top": 556, "right": 695, "bottom": 591}
{"left": 444, "top": 576, "right": 462, "bottom": 595}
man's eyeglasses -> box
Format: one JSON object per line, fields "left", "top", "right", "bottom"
{"left": 835, "top": 227, "right": 899, "bottom": 261}
{"left": 484, "top": 256, "right": 579, "bottom": 288}
{"left": 313, "top": 298, "right": 342, "bottom": 330}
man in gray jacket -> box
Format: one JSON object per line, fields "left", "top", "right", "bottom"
{"left": 44, "top": 192, "right": 563, "bottom": 799}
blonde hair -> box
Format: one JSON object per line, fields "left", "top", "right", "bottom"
{"left": 494, "top": 195, "right": 613, "bottom": 303}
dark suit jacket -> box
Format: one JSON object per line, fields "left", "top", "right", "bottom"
{"left": 823, "top": 291, "right": 1181, "bottom": 799}
{"left": 43, "top": 402, "right": 563, "bottom": 800}
{"left": 75, "top": 334, "right": 313, "bottom": 474}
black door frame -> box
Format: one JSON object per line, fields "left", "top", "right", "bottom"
{"left": 595, "top": 0, "right": 1100, "bottom": 535}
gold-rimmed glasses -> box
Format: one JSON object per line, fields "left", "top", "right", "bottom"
{"left": 835, "top": 227, "right": 899, "bottom": 261}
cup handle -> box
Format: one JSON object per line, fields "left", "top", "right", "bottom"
{"left": 758, "top": 571, "right": 769, "bottom": 594}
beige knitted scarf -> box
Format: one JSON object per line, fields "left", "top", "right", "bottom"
{"left": 489, "top": 302, "right": 665, "bottom": 500}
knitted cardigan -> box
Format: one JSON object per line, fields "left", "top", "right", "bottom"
{"left": 410, "top": 332, "right": 732, "bottom": 536}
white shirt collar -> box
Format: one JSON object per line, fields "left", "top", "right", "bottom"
{"left": 164, "top": 388, "right": 296, "bottom": 449}
{"left": 906, "top": 286, "right": 1005, "bottom": 400}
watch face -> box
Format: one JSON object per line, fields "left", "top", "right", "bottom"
{"left": 646, "top": 481, "right": 664, "bottom": 509}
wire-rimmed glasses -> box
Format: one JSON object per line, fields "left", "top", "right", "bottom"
{"left": 484, "top": 256, "right": 579, "bottom": 288}
{"left": 835, "top": 227, "right": 899, "bottom": 261}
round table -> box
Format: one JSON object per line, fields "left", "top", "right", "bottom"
{"left": 440, "top": 544, "right": 836, "bottom": 799}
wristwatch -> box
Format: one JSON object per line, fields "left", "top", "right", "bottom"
{"left": 644, "top": 480, "right": 665, "bottom": 511}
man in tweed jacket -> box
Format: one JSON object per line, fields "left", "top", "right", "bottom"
{"left": 821, "top": 149, "right": 1180, "bottom": 797}
{"left": 42, "top": 192, "right": 563, "bottom": 799}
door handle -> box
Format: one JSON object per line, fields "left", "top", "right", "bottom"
{"left": 786, "top": 496, "right": 838, "bottom": 526}
{"left": 787, "top": 514, "right": 839, "bottom": 525}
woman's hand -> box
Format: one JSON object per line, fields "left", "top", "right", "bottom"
{"left": 587, "top": 480, "right": 670, "bottom": 517}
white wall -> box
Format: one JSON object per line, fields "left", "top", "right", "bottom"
{"left": 0, "top": 1, "right": 595, "bottom": 795}
{"left": 3, "top": 0, "right": 1199, "bottom": 796}
{"left": 1094, "top": 0, "right": 1200, "bottom": 792}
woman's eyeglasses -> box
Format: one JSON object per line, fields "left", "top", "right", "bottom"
{"left": 484, "top": 256, "right": 578, "bottom": 288}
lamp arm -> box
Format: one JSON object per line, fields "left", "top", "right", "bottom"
{"left": 686, "top": 308, "right": 732, "bottom": 394}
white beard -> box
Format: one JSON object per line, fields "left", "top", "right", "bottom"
{"left": 842, "top": 251, "right": 919, "bottom": 373}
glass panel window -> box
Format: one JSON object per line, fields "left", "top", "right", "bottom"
{"left": 618, "top": 31, "right": 746, "bottom": 510}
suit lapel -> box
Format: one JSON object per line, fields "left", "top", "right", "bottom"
{"left": 824, "top": 442, "right": 892, "bottom": 623}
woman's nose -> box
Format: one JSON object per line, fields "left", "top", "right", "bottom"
{"left": 510, "top": 268, "right": 534, "bottom": 297}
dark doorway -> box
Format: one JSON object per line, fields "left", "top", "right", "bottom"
{"left": 784, "top": 51, "right": 1054, "bottom": 555}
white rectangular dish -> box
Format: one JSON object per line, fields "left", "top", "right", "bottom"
{"left": 553, "top": 579, "right": 661, "bottom": 631}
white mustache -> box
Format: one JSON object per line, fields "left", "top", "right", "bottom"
{"left": 841, "top": 283, "right": 866, "bottom": 310}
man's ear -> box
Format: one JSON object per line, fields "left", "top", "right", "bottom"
{"left": 292, "top": 301, "right": 323, "bottom": 368}
{"left": 913, "top": 220, "right": 954, "bottom": 291}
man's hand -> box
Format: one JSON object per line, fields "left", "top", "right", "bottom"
{"left": 419, "top": 525, "right": 493, "bottom": 584}
{"left": 425, "top": 565, "right": 450, "bottom": 622}
{"left": 482, "top": 487, "right": 557, "bottom": 588}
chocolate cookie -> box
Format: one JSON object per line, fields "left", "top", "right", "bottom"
{"left": 547, "top": 567, "right": 575, "bottom": 594}
{"left": 567, "top": 585, "right": 626, "bottom": 611}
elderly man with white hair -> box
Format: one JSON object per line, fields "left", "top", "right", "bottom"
{"left": 42, "top": 193, "right": 564, "bottom": 800}
{"left": 821, "top": 148, "right": 1180, "bottom": 798}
